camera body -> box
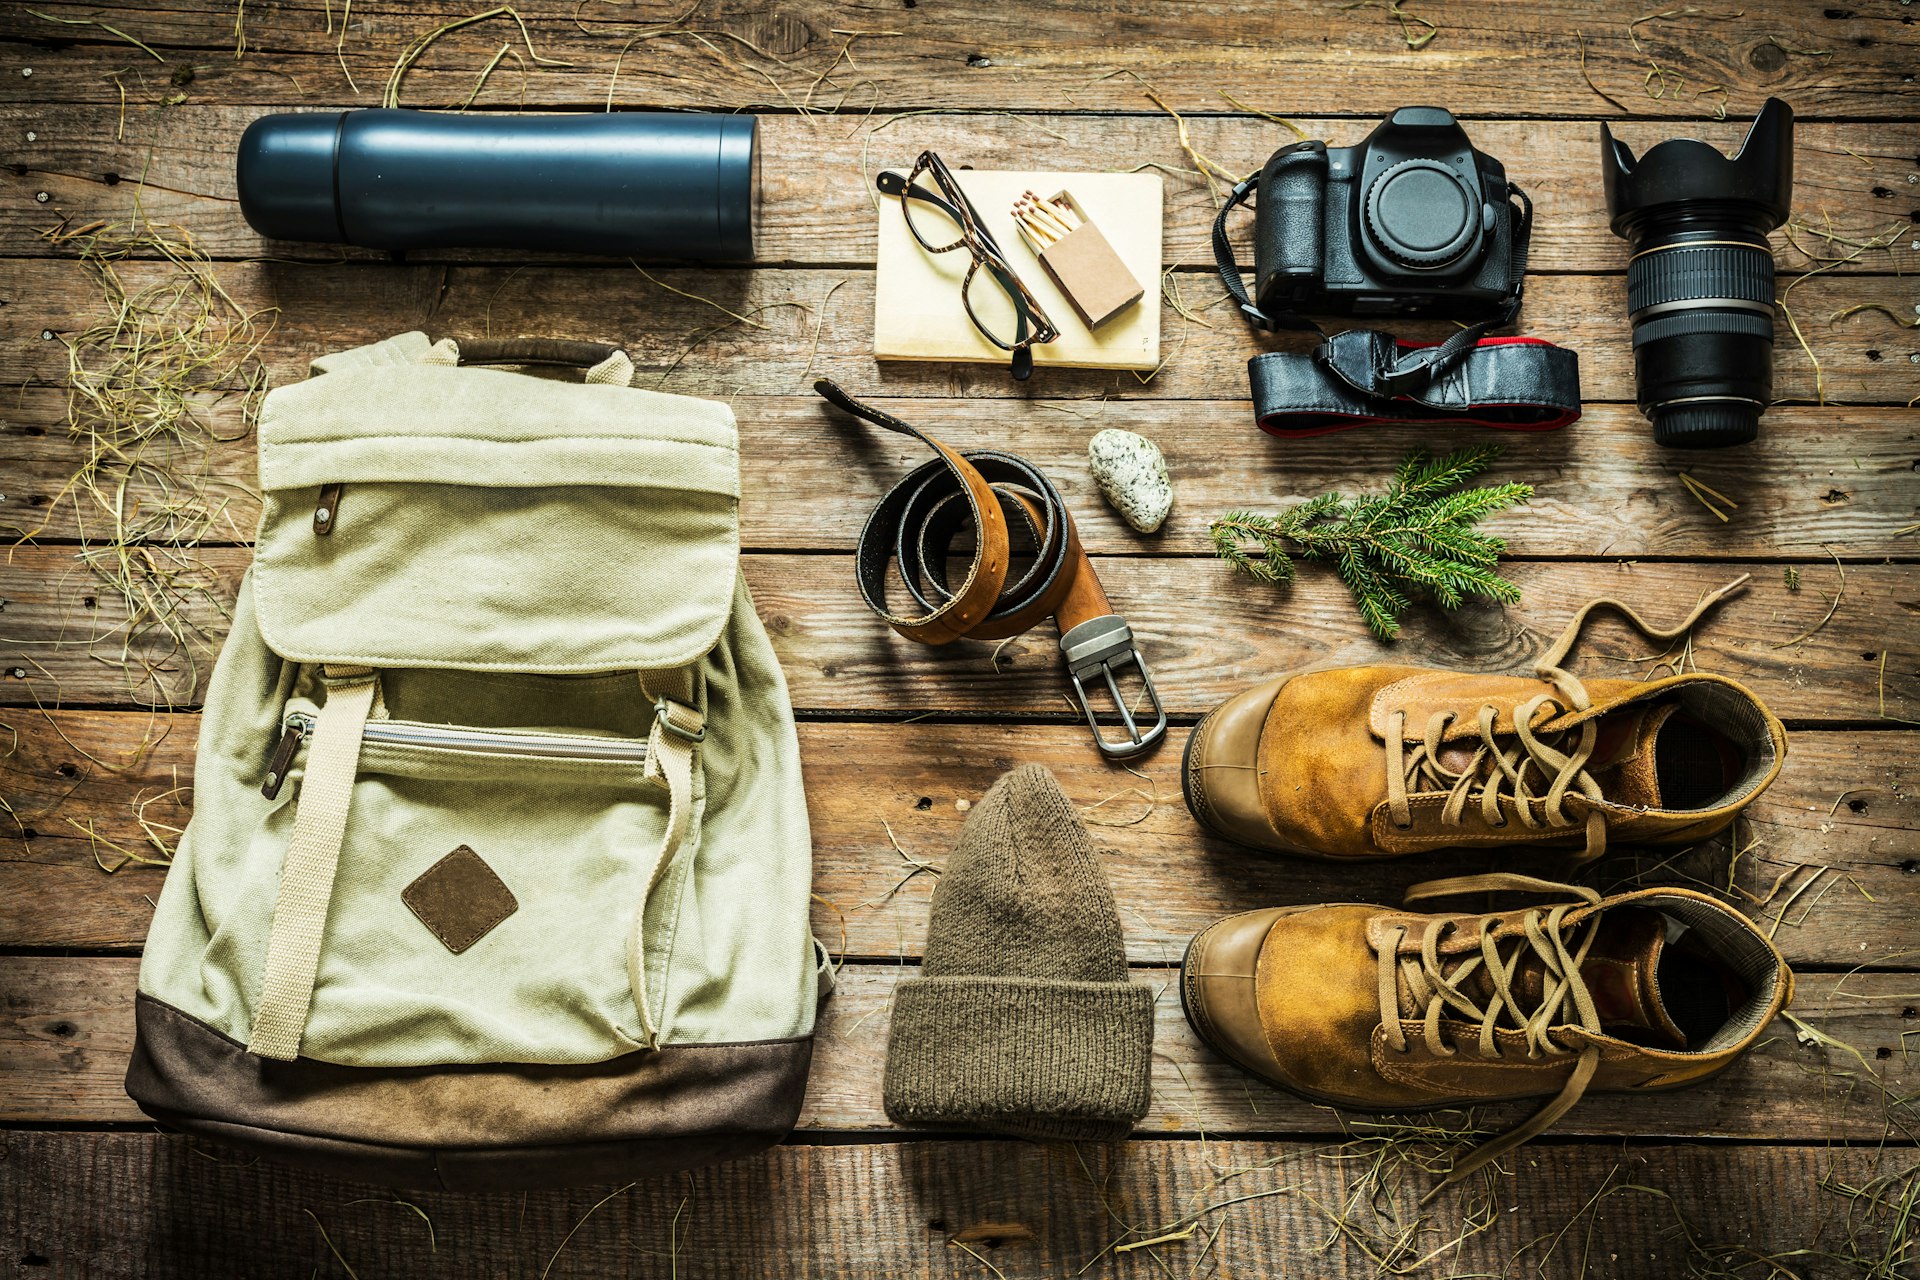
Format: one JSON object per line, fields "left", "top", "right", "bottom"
{"left": 1252, "top": 106, "right": 1520, "bottom": 322}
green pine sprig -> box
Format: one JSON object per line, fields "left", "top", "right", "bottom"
{"left": 1208, "top": 446, "right": 1532, "bottom": 641}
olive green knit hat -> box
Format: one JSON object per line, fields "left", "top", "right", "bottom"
{"left": 882, "top": 764, "right": 1154, "bottom": 1142}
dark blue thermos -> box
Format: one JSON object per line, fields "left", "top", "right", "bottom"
{"left": 236, "top": 109, "right": 759, "bottom": 260}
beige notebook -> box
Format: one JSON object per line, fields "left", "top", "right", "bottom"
{"left": 873, "top": 168, "right": 1163, "bottom": 372}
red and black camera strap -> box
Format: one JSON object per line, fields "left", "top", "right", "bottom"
{"left": 1213, "top": 173, "right": 1581, "bottom": 436}
{"left": 1247, "top": 330, "right": 1583, "bottom": 438}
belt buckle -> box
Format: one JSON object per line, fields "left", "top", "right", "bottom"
{"left": 1058, "top": 615, "right": 1168, "bottom": 759}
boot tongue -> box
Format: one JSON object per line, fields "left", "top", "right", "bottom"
{"left": 1587, "top": 701, "right": 1676, "bottom": 810}
{"left": 1468, "top": 907, "right": 1687, "bottom": 1049}
{"left": 1430, "top": 701, "right": 1673, "bottom": 806}
{"left": 1577, "top": 907, "right": 1688, "bottom": 1049}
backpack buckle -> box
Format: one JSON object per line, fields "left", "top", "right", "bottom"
{"left": 652, "top": 696, "right": 706, "bottom": 745}
{"left": 1058, "top": 615, "right": 1168, "bottom": 759}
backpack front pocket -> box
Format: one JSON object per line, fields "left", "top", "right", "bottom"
{"left": 253, "top": 695, "right": 692, "bottom": 1069}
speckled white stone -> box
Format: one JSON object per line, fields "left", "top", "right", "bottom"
{"left": 1087, "top": 428, "right": 1173, "bottom": 534}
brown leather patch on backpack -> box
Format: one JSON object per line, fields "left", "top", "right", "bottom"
{"left": 401, "top": 845, "right": 518, "bottom": 954}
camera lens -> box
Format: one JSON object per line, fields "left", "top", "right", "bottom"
{"left": 1624, "top": 227, "right": 1776, "bottom": 447}
{"left": 1601, "top": 99, "right": 1794, "bottom": 450}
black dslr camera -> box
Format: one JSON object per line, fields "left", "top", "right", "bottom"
{"left": 1227, "top": 106, "right": 1530, "bottom": 329}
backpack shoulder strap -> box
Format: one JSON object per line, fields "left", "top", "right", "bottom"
{"left": 248, "top": 665, "right": 379, "bottom": 1061}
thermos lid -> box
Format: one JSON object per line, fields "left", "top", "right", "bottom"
{"left": 714, "top": 115, "right": 757, "bottom": 261}
{"left": 237, "top": 112, "right": 347, "bottom": 244}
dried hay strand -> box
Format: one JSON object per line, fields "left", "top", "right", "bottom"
{"left": 383, "top": 5, "right": 571, "bottom": 110}
{"left": 15, "top": 217, "right": 275, "bottom": 705}
{"left": 24, "top": 9, "right": 164, "bottom": 62}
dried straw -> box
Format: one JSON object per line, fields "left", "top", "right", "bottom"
{"left": 24, "top": 9, "right": 164, "bottom": 62}
{"left": 18, "top": 218, "right": 276, "bottom": 706}
{"left": 383, "top": 6, "right": 571, "bottom": 109}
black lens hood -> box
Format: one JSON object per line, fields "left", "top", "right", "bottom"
{"left": 1600, "top": 97, "right": 1793, "bottom": 238}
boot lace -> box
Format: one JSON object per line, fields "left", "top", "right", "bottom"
{"left": 1374, "top": 872, "right": 1610, "bottom": 1199}
{"left": 1382, "top": 576, "right": 1750, "bottom": 862}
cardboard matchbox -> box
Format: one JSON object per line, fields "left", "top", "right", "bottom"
{"left": 1029, "top": 190, "right": 1146, "bottom": 329}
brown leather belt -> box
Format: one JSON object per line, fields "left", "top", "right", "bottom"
{"left": 814, "top": 379, "right": 1166, "bottom": 758}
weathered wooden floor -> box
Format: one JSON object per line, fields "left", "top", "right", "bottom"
{"left": 2, "top": 2, "right": 1917, "bottom": 1277}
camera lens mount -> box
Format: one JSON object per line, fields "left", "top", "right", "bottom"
{"left": 1365, "top": 159, "right": 1479, "bottom": 270}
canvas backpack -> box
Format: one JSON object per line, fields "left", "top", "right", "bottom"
{"left": 127, "top": 333, "right": 825, "bottom": 1191}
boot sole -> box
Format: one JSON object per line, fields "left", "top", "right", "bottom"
{"left": 1178, "top": 708, "right": 1213, "bottom": 833}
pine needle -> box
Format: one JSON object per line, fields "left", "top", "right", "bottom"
{"left": 1210, "top": 447, "right": 1531, "bottom": 640}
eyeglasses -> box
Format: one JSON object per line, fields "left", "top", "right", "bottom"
{"left": 877, "top": 150, "right": 1060, "bottom": 381}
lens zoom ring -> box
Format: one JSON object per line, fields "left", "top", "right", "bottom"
{"left": 1631, "top": 308, "right": 1774, "bottom": 349}
{"left": 1628, "top": 243, "right": 1774, "bottom": 314}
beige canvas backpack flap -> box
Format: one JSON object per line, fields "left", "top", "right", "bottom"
{"left": 128, "top": 333, "right": 824, "bottom": 1191}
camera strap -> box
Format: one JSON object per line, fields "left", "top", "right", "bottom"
{"left": 1247, "top": 329, "right": 1582, "bottom": 437}
{"left": 1212, "top": 174, "right": 1324, "bottom": 336}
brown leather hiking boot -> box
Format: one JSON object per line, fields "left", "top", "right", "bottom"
{"left": 1183, "top": 579, "right": 1786, "bottom": 861}
{"left": 1181, "top": 874, "right": 1792, "bottom": 1192}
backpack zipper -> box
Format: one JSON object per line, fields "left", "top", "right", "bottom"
{"left": 262, "top": 712, "right": 649, "bottom": 799}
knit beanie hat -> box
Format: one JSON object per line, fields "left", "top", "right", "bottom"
{"left": 883, "top": 764, "right": 1154, "bottom": 1141}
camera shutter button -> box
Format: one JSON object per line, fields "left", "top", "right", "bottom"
{"left": 1364, "top": 159, "right": 1480, "bottom": 269}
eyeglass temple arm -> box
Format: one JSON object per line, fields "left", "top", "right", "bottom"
{"left": 878, "top": 168, "right": 1038, "bottom": 345}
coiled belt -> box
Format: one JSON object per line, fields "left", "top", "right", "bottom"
{"left": 814, "top": 379, "right": 1166, "bottom": 758}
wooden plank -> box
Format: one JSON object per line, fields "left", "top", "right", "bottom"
{"left": 7, "top": 391, "right": 1917, "bottom": 557}
{"left": 3, "top": 715, "right": 1914, "bottom": 967}
{"left": 2, "top": 548, "right": 1913, "bottom": 716}
{"left": 7, "top": 260, "right": 1917, "bottom": 405}
{"left": 3, "top": 1130, "right": 1915, "bottom": 1279}
{"left": 3, "top": 0, "right": 1913, "bottom": 117}
{"left": 4, "top": 956, "right": 1917, "bottom": 1143}
{"left": 8, "top": 105, "right": 1916, "bottom": 275}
